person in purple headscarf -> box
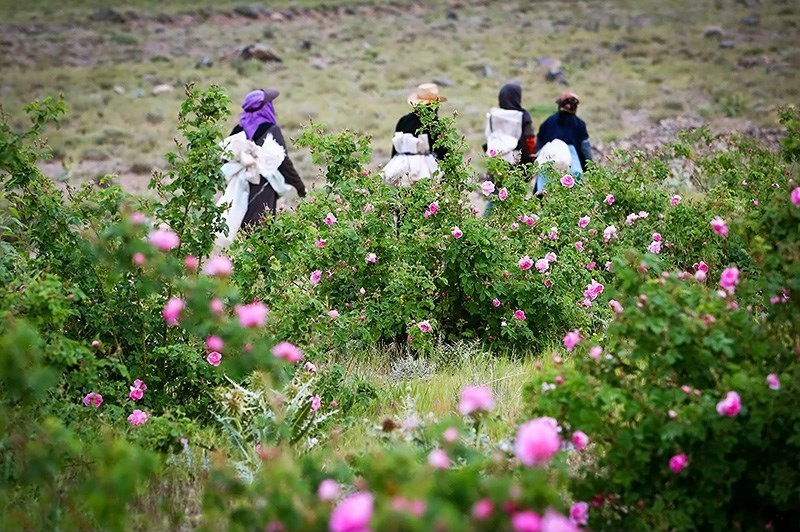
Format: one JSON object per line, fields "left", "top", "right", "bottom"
{"left": 230, "top": 89, "right": 307, "bottom": 226}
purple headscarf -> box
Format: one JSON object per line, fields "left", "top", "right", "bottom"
{"left": 239, "top": 89, "right": 279, "bottom": 140}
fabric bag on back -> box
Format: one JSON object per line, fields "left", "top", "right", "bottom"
{"left": 485, "top": 107, "right": 523, "bottom": 164}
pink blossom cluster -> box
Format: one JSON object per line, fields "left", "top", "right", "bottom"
{"left": 710, "top": 216, "right": 728, "bottom": 236}
{"left": 603, "top": 225, "right": 618, "bottom": 243}
{"left": 129, "top": 379, "right": 147, "bottom": 401}
{"left": 202, "top": 255, "right": 233, "bottom": 277}
{"left": 515, "top": 417, "right": 561, "bottom": 466}
{"left": 458, "top": 386, "right": 495, "bottom": 416}
{"left": 582, "top": 280, "right": 604, "bottom": 307}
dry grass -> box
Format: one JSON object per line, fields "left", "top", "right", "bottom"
{"left": 1, "top": 0, "right": 797, "bottom": 193}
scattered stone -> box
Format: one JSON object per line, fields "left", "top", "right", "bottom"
{"left": 545, "top": 67, "right": 568, "bottom": 85}
{"left": 195, "top": 56, "right": 213, "bottom": 68}
{"left": 270, "top": 11, "right": 286, "bottom": 22}
{"left": 130, "top": 89, "right": 145, "bottom": 98}
{"left": 113, "top": 85, "right": 126, "bottom": 95}
{"left": 446, "top": 10, "right": 458, "bottom": 21}
{"left": 236, "top": 43, "right": 282, "bottom": 62}
{"left": 741, "top": 15, "right": 760, "bottom": 26}
{"left": 90, "top": 7, "right": 127, "bottom": 23}
{"left": 433, "top": 75, "right": 454, "bottom": 87}
{"left": 300, "top": 39, "right": 313, "bottom": 51}
{"left": 610, "top": 42, "right": 626, "bottom": 52}
{"left": 536, "top": 56, "right": 562, "bottom": 70}
{"left": 142, "top": 74, "right": 161, "bottom": 86}
{"left": 233, "top": 5, "right": 262, "bottom": 19}
{"left": 703, "top": 26, "right": 724, "bottom": 38}
{"left": 146, "top": 111, "right": 164, "bottom": 124}
{"left": 151, "top": 84, "right": 174, "bottom": 95}
{"left": 154, "top": 14, "right": 174, "bottom": 24}
{"left": 719, "top": 40, "right": 735, "bottom": 49}
{"left": 309, "top": 56, "right": 328, "bottom": 70}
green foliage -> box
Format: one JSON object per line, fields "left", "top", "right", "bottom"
{"left": 149, "top": 83, "right": 230, "bottom": 258}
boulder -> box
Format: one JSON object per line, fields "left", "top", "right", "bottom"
{"left": 703, "top": 26, "right": 724, "bottom": 38}
{"left": 151, "top": 84, "right": 174, "bottom": 95}
{"left": 236, "top": 43, "right": 282, "bottom": 62}
{"left": 433, "top": 76, "right": 454, "bottom": 87}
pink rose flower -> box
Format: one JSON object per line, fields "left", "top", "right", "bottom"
{"left": 791, "top": 187, "right": 800, "bottom": 206}
{"left": 716, "top": 391, "right": 742, "bottom": 416}
{"left": 206, "top": 351, "right": 222, "bottom": 366}
{"left": 575, "top": 241, "right": 584, "bottom": 252}
{"left": 83, "top": 392, "right": 103, "bottom": 408}
{"left": 515, "top": 417, "right": 561, "bottom": 466}
{"left": 162, "top": 297, "right": 185, "bottom": 326}
{"left": 570, "top": 502, "right": 589, "bottom": 526}
{"left": 603, "top": 225, "right": 618, "bottom": 243}
{"left": 234, "top": 302, "right": 268, "bottom": 327}
{"left": 429, "top": 201, "right": 439, "bottom": 214}
{"left": 329, "top": 492, "right": 374, "bottom": 532}
{"left": 572, "top": 430, "right": 590, "bottom": 451}
{"left": 316, "top": 239, "right": 326, "bottom": 248}
{"left": 578, "top": 216, "right": 590, "bottom": 228}
{"left": 206, "top": 335, "right": 224, "bottom": 352}
{"left": 324, "top": 212, "right": 337, "bottom": 226}
{"left": 318, "top": 479, "right": 340, "bottom": 501}
{"left": 472, "top": 498, "right": 494, "bottom": 520}
{"left": 443, "top": 427, "right": 459, "bottom": 443}
{"left": 535, "top": 258, "right": 549, "bottom": 273}
{"left": 184, "top": 254, "right": 198, "bottom": 269}
{"left": 310, "top": 269, "right": 323, "bottom": 285}
{"left": 513, "top": 309, "right": 526, "bottom": 321}
{"left": 129, "top": 386, "right": 144, "bottom": 400}
{"left": 492, "top": 298, "right": 501, "bottom": 307}
{"left": 669, "top": 453, "right": 688, "bottom": 473}
{"left": 560, "top": 175, "right": 575, "bottom": 188}
{"left": 695, "top": 270, "right": 707, "bottom": 282}
{"left": 130, "top": 211, "right": 146, "bottom": 225}
{"left": 518, "top": 255, "right": 534, "bottom": 270}
{"left": 132, "top": 252, "right": 146, "bottom": 266}
{"left": 588, "top": 346, "right": 602, "bottom": 360}
{"left": 648, "top": 240, "right": 662, "bottom": 254}
{"left": 512, "top": 511, "right": 542, "bottom": 532}
{"left": 328, "top": 309, "right": 339, "bottom": 319}
{"left": 203, "top": 255, "right": 233, "bottom": 277}
{"left": 128, "top": 409, "right": 149, "bottom": 426}
{"left": 545, "top": 252, "right": 557, "bottom": 263}
{"left": 710, "top": 216, "right": 728, "bottom": 236}
{"left": 365, "top": 253, "right": 377, "bottom": 264}
{"left": 481, "top": 180, "right": 496, "bottom": 196}
{"left": 563, "top": 330, "right": 581, "bottom": 351}
{"left": 428, "top": 449, "right": 450, "bottom": 469}
{"left": 583, "top": 280, "right": 604, "bottom": 302}
{"left": 719, "top": 267, "right": 739, "bottom": 293}
{"left": 305, "top": 361, "right": 317, "bottom": 373}
{"left": 609, "top": 299, "right": 624, "bottom": 314}
{"left": 417, "top": 320, "right": 432, "bottom": 333}
{"left": 458, "top": 386, "right": 495, "bottom": 415}
{"left": 210, "top": 298, "right": 224, "bottom": 314}
{"left": 541, "top": 509, "right": 579, "bottom": 532}
{"left": 766, "top": 373, "right": 780, "bottom": 390}
{"left": 363, "top": 203, "right": 374, "bottom": 213}
{"left": 604, "top": 194, "right": 615, "bottom": 205}
{"left": 272, "top": 341, "right": 303, "bottom": 363}
{"left": 310, "top": 395, "right": 322, "bottom": 411}
{"left": 148, "top": 229, "right": 180, "bottom": 251}
{"left": 670, "top": 195, "right": 682, "bottom": 206}
{"left": 498, "top": 188, "right": 508, "bottom": 201}
{"left": 451, "top": 226, "right": 463, "bottom": 239}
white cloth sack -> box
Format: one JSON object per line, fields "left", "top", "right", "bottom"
{"left": 382, "top": 132, "right": 439, "bottom": 187}
{"left": 215, "top": 131, "right": 285, "bottom": 248}
{"left": 535, "top": 139, "right": 572, "bottom": 173}
{"left": 485, "top": 107, "right": 523, "bottom": 164}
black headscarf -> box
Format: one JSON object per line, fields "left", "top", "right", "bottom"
{"left": 498, "top": 82, "right": 532, "bottom": 128}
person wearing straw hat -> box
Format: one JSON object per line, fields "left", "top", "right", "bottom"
{"left": 382, "top": 83, "right": 450, "bottom": 187}
{"left": 533, "top": 91, "right": 593, "bottom": 194}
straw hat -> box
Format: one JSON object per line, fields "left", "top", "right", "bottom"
{"left": 407, "top": 83, "right": 448, "bottom": 106}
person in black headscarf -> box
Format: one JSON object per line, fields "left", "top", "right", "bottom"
{"left": 230, "top": 89, "right": 307, "bottom": 226}
{"left": 485, "top": 82, "right": 536, "bottom": 166}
